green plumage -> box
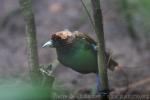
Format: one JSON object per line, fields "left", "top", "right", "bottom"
{"left": 56, "top": 38, "right": 97, "bottom": 73}
{"left": 43, "top": 30, "right": 118, "bottom": 74}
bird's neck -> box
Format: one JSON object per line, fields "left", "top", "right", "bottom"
{"left": 56, "top": 38, "right": 88, "bottom": 58}
{"left": 56, "top": 43, "right": 75, "bottom": 54}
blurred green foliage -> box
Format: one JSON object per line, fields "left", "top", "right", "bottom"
{"left": 0, "top": 86, "right": 52, "bottom": 100}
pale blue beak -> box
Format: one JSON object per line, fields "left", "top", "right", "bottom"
{"left": 42, "top": 40, "right": 53, "bottom": 48}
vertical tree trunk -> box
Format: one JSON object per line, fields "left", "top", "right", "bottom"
{"left": 19, "top": 0, "right": 42, "bottom": 86}
{"left": 91, "top": 0, "right": 109, "bottom": 99}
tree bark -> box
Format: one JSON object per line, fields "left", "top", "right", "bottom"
{"left": 91, "top": 0, "right": 109, "bottom": 99}
{"left": 19, "top": 0, "right": 42, "bottom": 86}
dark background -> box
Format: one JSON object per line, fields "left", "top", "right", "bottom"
{"left": 0, "top": 0, "right": 149, "bottom": 95}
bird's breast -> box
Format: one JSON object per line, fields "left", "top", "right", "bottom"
{"left": 56, "top": 44, "right": 98, "bottom": 73}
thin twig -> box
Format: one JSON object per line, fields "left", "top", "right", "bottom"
{"left": 80, "top": 0, "right": 95, "bottom": 32}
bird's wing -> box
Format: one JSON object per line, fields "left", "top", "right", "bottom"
{"left": 73, "top": 31, "right": 97, "bottom": 45}
{"left": 73, "top": 31, "right": 118, "bottom": 70}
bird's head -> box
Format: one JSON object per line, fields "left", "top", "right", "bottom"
{"left": 42, "top": 30, "right": 75, "bottom": 48}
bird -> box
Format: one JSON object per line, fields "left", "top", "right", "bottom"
{"left": 43, "top": 29, "right": 118, "bottom": 73}
{"left": 42, "top": 29, "right": 118, "bottom": 93}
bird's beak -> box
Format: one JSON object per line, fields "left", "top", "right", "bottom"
{"left": 42, "top": 40, "right": 54, "bottom": 48}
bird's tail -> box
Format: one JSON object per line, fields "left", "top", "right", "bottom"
{"left": 105, "top": 52, "right": 119, "bottom": 71}
{"left": 107, "top": 59, "right": 118, "bottom": 71}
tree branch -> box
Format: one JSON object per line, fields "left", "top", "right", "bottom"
{"left": 19, "top": 0, "right": 42, "bottom": 86}
{"left": 91, "top": 0, "right": 109, "bottom": 99}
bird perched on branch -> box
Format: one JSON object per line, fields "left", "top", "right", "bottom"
{"left": 42, "top": 29, "right": 118, "bottom": 93}
{"left": 43, "top": 29, "right": 118, "bottom": 73}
